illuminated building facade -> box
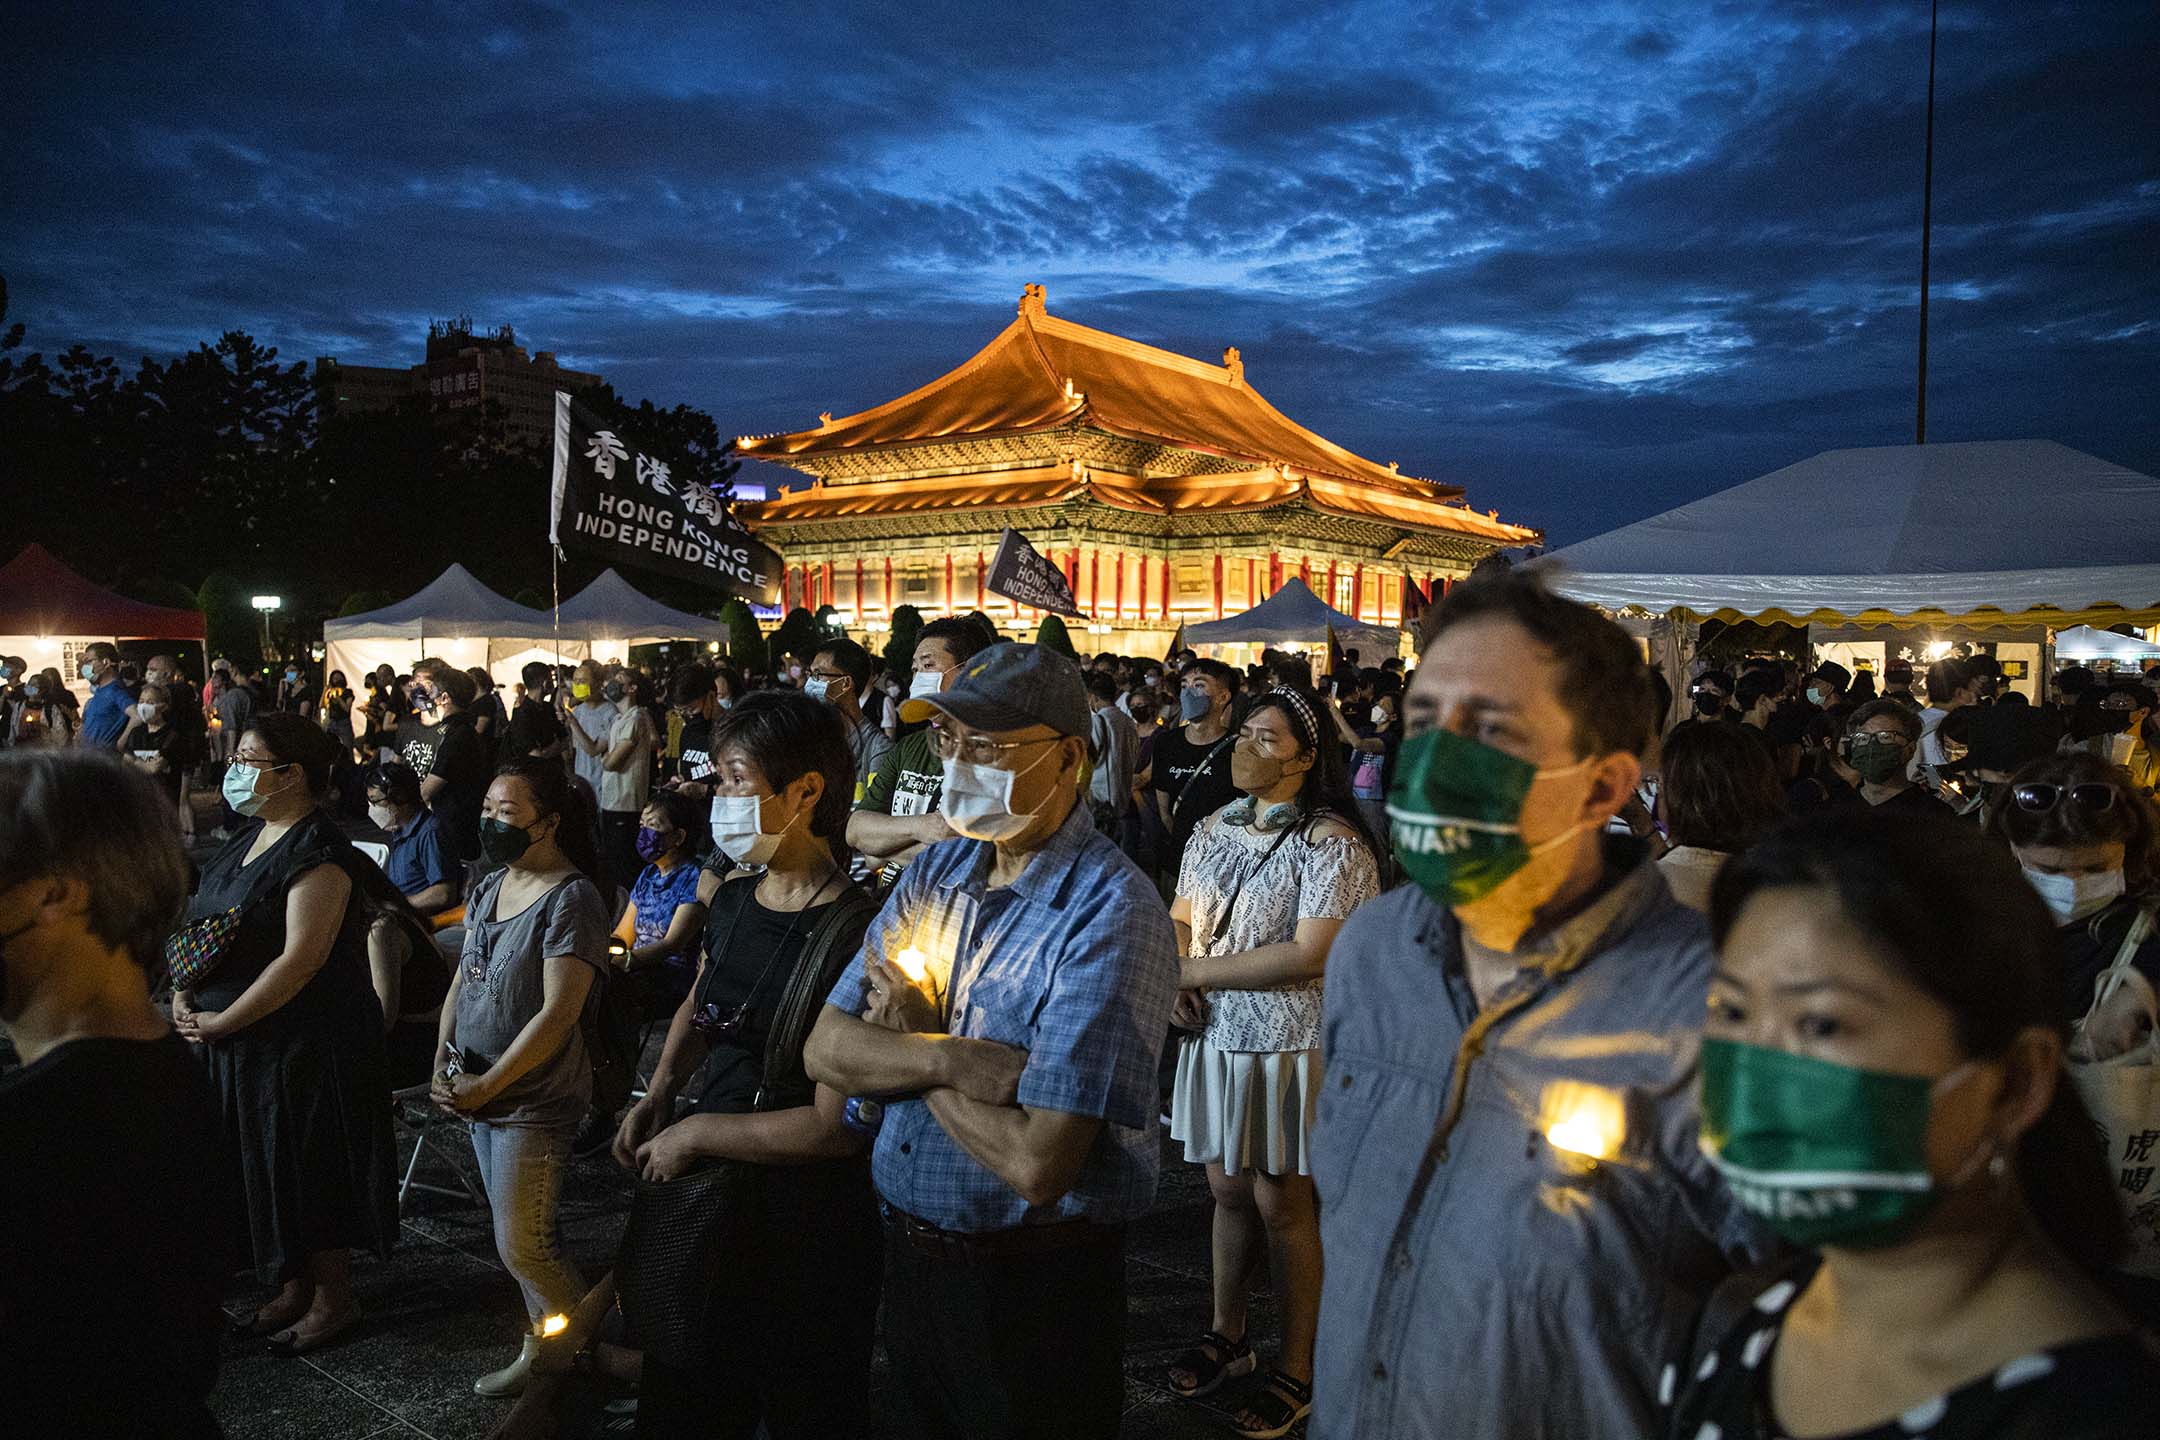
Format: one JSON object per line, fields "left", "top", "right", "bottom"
{"left": 736, "top": 285, "right": 1538, "bottom": 653}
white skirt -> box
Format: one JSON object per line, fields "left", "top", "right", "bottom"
{"left": 1169, "top": 1036, "right": 1320, "bottom": 1177}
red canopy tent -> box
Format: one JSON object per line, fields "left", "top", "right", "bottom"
{"left": 0, "top": 544, "right": 206, "bottom": 639}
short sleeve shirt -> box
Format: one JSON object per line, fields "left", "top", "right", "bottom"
{"left": 825, "top": 801, "right": 1180, "bottom": 1233}
{"left": 860, "top": 727, "right": 942, "bottom": 819}
{"left": 454, "top": 870, "right": 610, "bottom": 1127}
{"left": 424, "top": 713, "right": 489, "bottom": 861}
{"left": 1149, "top": 724, "right": 1240, "bottom": 861}
{"left": 599, "top": 707, "right": 655, "bottom": 814}
{"left": 1176, "top": 810, "right": 1381, "bottom": 1053}
{"left": 384, "top": 808, "right": 451, "bottom": 901}
{"left": 80, "top": 680, "right": 135, "bottom": 748}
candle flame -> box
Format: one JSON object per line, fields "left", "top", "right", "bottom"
{"left": 1541, "top": 1082, "right": 1624, "bottom": 1162}
{"left": 893, "top": 947, "right": 930, "bottom": 984}
{"left": 540, "top": 1313, "right": 569, "bottom": 1338}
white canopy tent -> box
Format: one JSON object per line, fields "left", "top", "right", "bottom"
{"left": 322, "top": 564, "right": 577, "bottom": 689}
{"left": 552, "top": 569, "right": 731, "bottom": 648}
{"left": 1181, "top": 577, "right": 1404, "bottom": 663}
{"left": 1547, "top": 440, "right": 2160, "bottom": 626}
{"left": 2054, "top": 625, "right": 2160, "bottom": 664}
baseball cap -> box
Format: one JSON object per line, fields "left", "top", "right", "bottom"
{"left": 899, "top": 641, "right": 1089, "bottom": 739}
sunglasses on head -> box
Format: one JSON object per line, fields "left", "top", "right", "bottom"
{"left": 2010, "top": 782, "right": 2118, "bottom": 814}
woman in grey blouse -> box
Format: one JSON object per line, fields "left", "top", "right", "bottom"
{"left": 432, "top": 758, "right": 610, "bottom": 1398}
{"left": 1164, "top": 687, "right": 1382, "bottom": 1438}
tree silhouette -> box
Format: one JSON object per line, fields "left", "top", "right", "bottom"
{"left": 884, "top": 603, "right": 923, "bottom": 676}
{"left": 1034, "top": 614, "right": 1078, "bottom": 660}
{"left": 717, "top": 598, "right": 768, "bottom": 674}
{"left": 771, "top": 607, "right": 819, "bottom": 668}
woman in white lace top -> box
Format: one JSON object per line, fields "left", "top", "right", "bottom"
{"left": 1163, "top": 685, "right": 1382, "bottom": 1438}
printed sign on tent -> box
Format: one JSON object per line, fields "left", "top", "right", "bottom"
{"left": 549, "top": 391, "right": 782, "bottom": 605}
{"left": 984, "top": 528, "right": 1084, "bottom": 619}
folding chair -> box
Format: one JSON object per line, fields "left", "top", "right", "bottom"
{"left": 392, "top": 1082, "right": 487, "bottom": 1215}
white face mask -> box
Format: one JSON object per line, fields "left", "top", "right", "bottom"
{"left": 367, "top": 804, "right": 399, "bottom": 832}
{"left": 909, "top": 669, "right": 946, "bottom": 701}
{"left": 222, "top": 762, "right": 290, "bottom": 818}
{"left": 1370, "top": 704, "right": 1390, "bottom": 726}
{"left": 2023, "top": 867, "right": 2125, "bottom": 926}
{"left": 940, "top": 744, "right": 1061, "bottom": 843}
{"left": 709, "top": 791, "right": 793, "bottom": 866}
{"left": 135, "top": 702, "right": 162, "bottom": 723}
{"left": 803, "top": 677, "right": 832, "bottom": 702}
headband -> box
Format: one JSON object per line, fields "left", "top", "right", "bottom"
{"left": 1263, "top": 686, "right": 1321, "bottom": 751}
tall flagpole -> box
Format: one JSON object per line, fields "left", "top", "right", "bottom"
{"left": 1915, "top": 0, "right": 1939, "bottom": 444}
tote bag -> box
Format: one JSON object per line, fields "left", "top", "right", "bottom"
{"left": 2066, "top": 907, "right": 2160, "bottom": 1279}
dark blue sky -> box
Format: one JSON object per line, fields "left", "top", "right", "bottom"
{"left": 9, "top": 1, "right": 2155, "bottom": 544}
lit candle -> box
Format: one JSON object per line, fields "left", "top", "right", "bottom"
{"left": 893, "top": 947, "right": 930, "bottom": 985}
{"left": 1541, "top": 1082, "right": 1625, "bottom": 1161}
{"left": 540, "top": 1313, "right": 569, "bottom": 1338}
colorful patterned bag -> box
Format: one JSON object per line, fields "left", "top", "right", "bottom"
{"left": 162, "top": 903, "right": 246, "bottom": 990}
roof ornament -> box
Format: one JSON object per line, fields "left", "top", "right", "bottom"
{"left": 1019, "top": 283, "right": 1047, "bottom": 318}
{"left": 1388, "top": 460, "right": 1400, "bottom": 473}
{"left": 1222, "top": 346, "right": 1244, "bottom": 383}
{"left": 817, "top": 411, "right": 834, "bottom": 427}
{"left": 1062, "top": 377, "right": 1085, "bottom": 407}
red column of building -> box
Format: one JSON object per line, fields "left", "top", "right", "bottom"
{"left": 945, "top": 554, "right": 955, "bottom": 611}
{"left": 1352, "top": 564, "right": 1365, "bottom": 620}
{"left": 1139, "top": 555, "right": 1150, "bottom": 618}
{"left": 1268, "top": 552, "right": 1281, "bottom": 594}
{"left": 1212, "top": 555, "right": 1223, "bottom": 619}
{"left": 1246, "top": 557, "right": 1256, "bottom": 607}
{"left": 824, "top": 563, "right": 836, "bottom": 611}
{"left": 1299, "top": 556, "right": 1312, "bottom": 588}
{"left": 855, "top": 557, "right": 866, "bottom": 616}
{"left": 1113, "top": 552, "right": 1125, "bottom": 619}
{"left": 1161, "top": 558, "right": 1171, "bottom": 620}
{"left": 976, "top": 553, "right": 986, "bottom": 609}
{"left": 884, "top": 557, "right": 894, "bottom": 613}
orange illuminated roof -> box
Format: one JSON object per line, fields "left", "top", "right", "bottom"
{"left": 736, "top": 285, "right": 1463, "bottom": 499}
{"left": 746, "top": 463, "right": 1539, "bottom": 544}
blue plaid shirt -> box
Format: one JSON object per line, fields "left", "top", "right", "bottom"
{"left": 827, "top": 800, "right": 1178, "bottom": 1233}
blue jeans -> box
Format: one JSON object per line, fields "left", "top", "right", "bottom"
{"left": 469, "top": 1120, "right": 585, "bottom": 1321}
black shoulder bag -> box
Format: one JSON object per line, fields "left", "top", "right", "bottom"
{"left": 614, "top": 877, "right": 877, "bottom": 1367}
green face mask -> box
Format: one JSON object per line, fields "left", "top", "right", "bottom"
{"left": 1699, "top": 1036, "right": 1983, "bottom": 1249}
{"left": 1848, "top": 736, "right": 1908, "bottom": 785}
{"left": 1385, "top": 727, "right": 1591, "bottom": 907}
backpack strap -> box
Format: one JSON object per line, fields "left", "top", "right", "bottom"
{"left": 756, "top": 887, "right": 878, "bottom": 1111}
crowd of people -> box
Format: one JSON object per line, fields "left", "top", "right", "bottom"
{"left": 5, "top": 572, "right": 2160, "bottom": 1439}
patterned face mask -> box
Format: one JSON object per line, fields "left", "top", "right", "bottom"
{"left": 1386, "top": 728, "right": 1591, "bottom": 907}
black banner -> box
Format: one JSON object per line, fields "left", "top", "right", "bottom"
{"left": 549, "top": 391, "right": 782, "bottom": 604}
{"left": 984, "top": 528, "right": 1083, "bottom": 618}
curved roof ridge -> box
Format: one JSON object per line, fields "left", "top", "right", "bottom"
{"left": 734, "top": 313, "right": 1062, "bottom": 445}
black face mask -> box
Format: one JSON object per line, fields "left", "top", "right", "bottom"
{"left": 602, "top": 681, "right": 627, "bottom": 704}
{"left": 1692, "top": 694, "right": 1726, "bottom": 717}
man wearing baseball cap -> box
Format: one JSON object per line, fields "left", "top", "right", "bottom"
{"left": 806, "top": 642, "right": 1179, "bottom": 1439}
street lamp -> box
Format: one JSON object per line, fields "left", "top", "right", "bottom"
{"left": 251, "top": 595, "right": 282, "bottom": 664}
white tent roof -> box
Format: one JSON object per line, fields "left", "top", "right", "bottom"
{"left": 2054, "top": 625, "right": 2160, "bottom": 663}
{"left": 1182, "top": 577, "right": 1402, "bottom": 659}
{"left": 1547, "top": 440, "right": 2160, "bottom": 623}
{"left": 552, "top": 569, "right": 730, "bottom": 643}
{"left": 323, "top": 564, "right": 555, "bottom": 641}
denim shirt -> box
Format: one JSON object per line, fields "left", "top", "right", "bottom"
{"left": 827, "top": 801, "right": 1179, "bottom": 1233}
{"left": 1310, "top": 841, "right": 1771, "bottom": 1440}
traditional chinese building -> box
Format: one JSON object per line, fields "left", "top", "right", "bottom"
{"left": 735, "top": 285, "right": 1538, "bottom": 654}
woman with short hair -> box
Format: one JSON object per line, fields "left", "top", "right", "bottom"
{"left": 610, "top": 691, "right": 880, "bottom": 1439}
{"left": 433, "top": 757, "right": 611, "bottom": 1397}
{"left": 176, "top": 712, "right": 397, "bottom": 1355}
{"left": 1656, "top": 716, "right": 1788, "bottom": 910}
{"left": 1165, "top": 686, "right": 1382, "bottom": 1438}
{"left": 1663, "top": 809, "right": 2158, "bottom": 1437}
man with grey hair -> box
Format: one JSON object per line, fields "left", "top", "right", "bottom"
{"left": 0, "top": 749, "right": 234, "bottom": 1437}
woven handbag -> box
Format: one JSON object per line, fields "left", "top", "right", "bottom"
{"left": 163, "top": 904, "right": 246, "bottom": 990}
{"left": 616, "top": 881, "right": 876, "bottom": 1366}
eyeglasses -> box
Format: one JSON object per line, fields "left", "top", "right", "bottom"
{"left": 2010, "top": 782, "right": 2118, "bottom": 814}
{"left": 928, "top": 724, "right": 1061, "bottom": 766}
{"left": 230, "top": 752, "right": 290, "bottom": 771}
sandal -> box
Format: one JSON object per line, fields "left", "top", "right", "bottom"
{"left": 1165, "top": 1329, "right": 1255, "bottom": 1399}
{"left": 1233, "top": 1370, "right": 1313, "bottom": 1439}
{"left": 265, "top": 1310, "right": 360, "bottom": 1357}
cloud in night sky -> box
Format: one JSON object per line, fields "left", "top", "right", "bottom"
{"left": 7, "top": 0, "right": 2156, "bottom": 543}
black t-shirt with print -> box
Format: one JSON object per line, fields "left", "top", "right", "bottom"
{"left": 675, "top": 713, "right": 718, "bottom": 786}
{"left": 425, "top": 711, "right": 489, "bottom": 862}
{"left": 124, "top": 722, "right": 185, "bottom": 800}
{"left": 1148, "top": 723, "right": 1240, "bottom": 862}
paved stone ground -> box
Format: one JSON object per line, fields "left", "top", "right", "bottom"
{"left": 185, "top": 797, "right": 1300, "bottom": 1439}
{"left": 207, "top": 1109, "right": 1293, "bottom": 1439}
